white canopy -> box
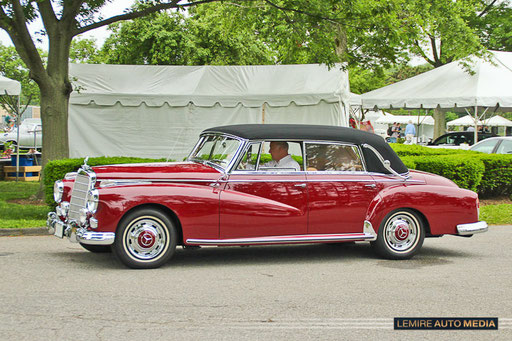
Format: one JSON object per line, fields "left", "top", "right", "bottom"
{"left": 447, "top": 115, "right": 482, "bottom": 126}
{"left": 349, "top": 92, "right": 362, "bottom": 106}
{"left": 483, "top": 115, "right": 512, "bottom": 127}
{"left": 361, "top": 51, "right": 512, "bottom": 111}
{"left": 0, "top": 74, "right": 21, "bottom": 96}
{"left": 68, "top": 63, "right": 350, "bottom": 159}
{"left": 375, "top": 115, "right": 435, "bottom": 125}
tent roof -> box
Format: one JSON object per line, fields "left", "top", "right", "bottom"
{"left": 361, "top": 51, "right": 512, "bottom": 111}
{"left": 69, "top": 63, "right": 348, "bottom": 108}
{"left": 375, "top": 115, "right": 435, "bottom": 125}
{"left": 0, "top": 74, "right": 21, "bottom": 96}
{"left": 447, "top": 115, "right": 482, "bottom": 126}
{"left": 483, "top": 115, "right": 512, "bottom": 127}
{"left": 349, "top": 92, "right": 362, "bottom": 106}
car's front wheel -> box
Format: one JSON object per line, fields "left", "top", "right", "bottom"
{"left": 372, "top": 209, "right": 425, "bottom": 260}
{"left": 113, "top": 208, "right": 177, "bottom": 269}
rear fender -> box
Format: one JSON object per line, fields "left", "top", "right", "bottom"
{"left": 366, "top": 185, "right": 478, "bottom": 235}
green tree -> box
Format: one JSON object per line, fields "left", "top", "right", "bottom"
{"left": 70, "top": 38, "right": 103, "bottom": 64}
{"left": 0, "top": 43, "right": 41, "bottom": 104}
{"left": 102, "top": 7, "right": 274, "bottom": 65}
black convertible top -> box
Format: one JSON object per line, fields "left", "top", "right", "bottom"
{"left": 202, "top": 124, "right": 408, "bottom": 174}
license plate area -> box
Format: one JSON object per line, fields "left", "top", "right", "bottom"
{"left": 54, "top": 221, "right": 65, "bottom": 238}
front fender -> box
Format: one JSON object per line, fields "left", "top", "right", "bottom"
{"left": 366, "top": 185, "right": 478, "bottom": 235}
{"left": 93, "top": 183, "right": 220, "bottom": 240}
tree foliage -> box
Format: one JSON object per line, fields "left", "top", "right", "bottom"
{"left": 0, "top": 43, "right": 41, "bottom": 104}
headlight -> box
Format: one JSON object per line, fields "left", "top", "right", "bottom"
{"left": 86, "top": 189, "right": 99, "bottom": 213}
{"left": 54, "top": 180, "right": 64, "bottom": 203}
{"left": 79, "top": 208, "right": 89, "bottom": 226}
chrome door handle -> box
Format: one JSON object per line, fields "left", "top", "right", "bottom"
{"left": 294, "top": 183, "right": 307, "bottom": 188}
{"left": 365, "top": 184, "right": 377, "bottom": 189}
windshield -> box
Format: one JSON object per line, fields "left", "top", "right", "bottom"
{"left": 189, "top": 134, "right": 242, "bottom": 169}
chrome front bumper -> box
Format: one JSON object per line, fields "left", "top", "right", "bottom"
{"left": 46, "top": 212, "right": 115, "bottom": 245}
{"left": 457, "top": 221, "right": 488, "bottom": 236}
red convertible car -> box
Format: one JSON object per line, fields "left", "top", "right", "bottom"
{"left": 47, "top": 124, "right": 487, "bottom": 268}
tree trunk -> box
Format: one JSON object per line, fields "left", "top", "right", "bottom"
{"left": 39, "top": 84, "right": 70, "bottom": 167}
{"left": 433, "top": 107, "right": 446, "bottom": 139}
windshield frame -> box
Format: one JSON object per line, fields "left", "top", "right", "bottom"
{"left": 187, "top": 133, "right": 247, "bottom": 172}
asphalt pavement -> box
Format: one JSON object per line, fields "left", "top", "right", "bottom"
{"left": 0, "top": 226, "right": 511, "bottom": 340}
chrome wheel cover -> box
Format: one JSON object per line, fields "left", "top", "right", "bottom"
{"left": 383, "top": 212, "right": 420, "bottom": 253}
{"left": 123, "top": 216, "right": 168, "bottom": 261}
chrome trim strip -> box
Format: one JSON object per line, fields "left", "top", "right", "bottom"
{"left": 457, "top": 221, "right": 488, "bottom": 235}
{"left": 187, "top": 233, "right": 376, "bottom": 245}
{"left": 226, "top": 178, "right": 374, "bottom": 183}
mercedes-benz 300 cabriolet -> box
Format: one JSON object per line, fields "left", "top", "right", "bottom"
{"left": 47, "top": 124, "right": 487, "bottom": 268}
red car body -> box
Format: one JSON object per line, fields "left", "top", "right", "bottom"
{"left": 48, "top": 124, "right": 487, "bottom": 268}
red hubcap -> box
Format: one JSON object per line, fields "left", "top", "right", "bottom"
{"left": 138, "top": 230, "right": 156, "bottom": 248}
{"left": 394, "top": 223, "right": 410, "bottom": 241}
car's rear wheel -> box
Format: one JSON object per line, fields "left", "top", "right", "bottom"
{"left": 372, "top": 209, "right": 425, "bottom": 260}
{"left": 113, "top": 208, "right": 177, "bottom": 269}
{"left": 80, "top": 243, "right": 111, "bottom": 253}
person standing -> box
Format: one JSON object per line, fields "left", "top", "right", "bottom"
{"left": 405, "top": 120, "right": 416, "bottom": 144}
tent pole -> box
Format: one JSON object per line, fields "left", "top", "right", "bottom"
{"left": 474, "top": 105, "right": 478, "bottom": 144}
{"left": 15, "top": 95, "right": 20, "bottom": 182}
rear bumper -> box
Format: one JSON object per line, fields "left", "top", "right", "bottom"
{"left": 457, "top": 221, "right": 488, "bottom": 236}
{"left": 47, "top": 212, "right": 115, "bottom": 245}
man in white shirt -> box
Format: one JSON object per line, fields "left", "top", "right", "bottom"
{"left": 263, "top": 141, "right": 301, "bottom": 171}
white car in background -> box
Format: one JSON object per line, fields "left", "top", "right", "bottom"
{"left": 0, "top": 118, "right": 42, "bottom": 149}
{"left": 470, "top": 136, "right": 512, "bottom": 154}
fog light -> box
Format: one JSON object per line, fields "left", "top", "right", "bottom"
{"left": 90, "top": 217, "right": 98, "bottom": 229}
{"left": 79, "top": 208, "right": 89, "bottom": 226}
{"left": 59, "top": 201, "right": 70, "bottom": 218}
{"left": 54, "top": 180, "right": 64, "bottom": 203}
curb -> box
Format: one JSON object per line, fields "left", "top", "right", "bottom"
{"left": 0, "top": 227, "right": 48, "bottom": 237}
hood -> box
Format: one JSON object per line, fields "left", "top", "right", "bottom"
{"left": 91, "top": 161, "right": 222, "bottom": 181}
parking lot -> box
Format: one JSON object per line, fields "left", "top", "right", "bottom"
{"left": 1, "top": 226, "right": 511, "bottom": 340}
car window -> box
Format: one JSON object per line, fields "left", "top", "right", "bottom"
{"left": 496, "top": 140, "right": 512, "bottom": 154}
{"left": 471, "top": 139, "right": 498, "bottom": 153}
{"left": 235, "top": 143, "right": 261, "bottom": 170}
{"left": 189, "top": 135, "right": 241, "bottom": 169}
{"left": 258, "top": 141, "right": 304, "bottom": 171}
{"left": 305, "top": 143, "right": 364, "bottom": 172}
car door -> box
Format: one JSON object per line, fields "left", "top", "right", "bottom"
{"left": 304, "top": 142, "right": 378, "bottom": 234}
{"left": 219, "top": 141, "right": 308, "bottom": 239}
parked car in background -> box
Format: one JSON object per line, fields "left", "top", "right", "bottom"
{"left": 0, "top": 118, "right": 42, "bottom": 149}
{"left": 470, "top": 136, "right": 512, "bottom": 154}
{"left": 427, "top": 132, "right": 497, "bottom": 149}
{"left": 47, "top": 124, "right": 487, "bottom": 269}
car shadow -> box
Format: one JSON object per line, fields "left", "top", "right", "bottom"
{"left": 49, "top": 242, "right": 476, "bottom": 270}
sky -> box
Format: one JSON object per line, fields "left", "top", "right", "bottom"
{"left": 0, "top": 0, "right": 136, "bottom": 48}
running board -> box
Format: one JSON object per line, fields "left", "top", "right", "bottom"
{"left": 187, "top": 232, "right": 377, "bottom": 246}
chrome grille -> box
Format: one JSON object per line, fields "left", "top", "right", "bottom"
{"left": 68, "top": 171, "right": 93, "bottom": 221}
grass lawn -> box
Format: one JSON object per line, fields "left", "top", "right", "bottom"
{"left": 480, "top": 204, "right": 512, "bottom": 225}
{"left": 0, "top": 181, "right": 49, "bottom": 228}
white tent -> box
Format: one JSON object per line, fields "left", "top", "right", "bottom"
{"left": 483, "top": 115, "right": 512, "bottom": 127}
{"left": 375, "top": 115, "right": 434, "bottom": 125}
{"left": 376, "top": 114, "right": 435, "bottom": 142}
{"left": 0, "top": 75, "right": 21, "bottom": 96}
{"left": 69, "top": 63, "right": 350, "bottom": 159}
{"left": 447, "top": 115, "right": 483, "bottom": 126}
{"left": 361, "top": 51, "right": 512, "bottom": 111}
